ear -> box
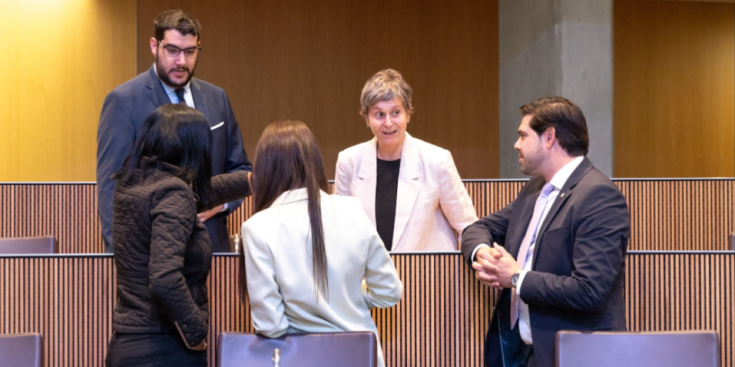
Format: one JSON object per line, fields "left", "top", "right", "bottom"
{"left": 543, "top": 127, "right": 556, "bottom": 149}
{"left": 150, "top": 37, "right": 158, "bottom": 57}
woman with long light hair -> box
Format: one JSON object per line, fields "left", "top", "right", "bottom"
{"left": 239, "top": 120, "right": 402, "bottom": 367}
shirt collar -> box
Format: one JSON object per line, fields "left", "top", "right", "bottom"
{"left": 548, "top": 156, "right": 584, "bottom": 191}
{"left": 153, "top": 63, "right": 192, "bottom": 104}
{"left": 271, "top": 188, "right": 329, "bottom": 206}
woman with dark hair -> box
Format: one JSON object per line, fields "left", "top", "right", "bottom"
{"left": 105, "top": 104, "right": 250, "bottom": 367}
{"left": 240, "top": 120, "right": 402, "bottom": 367}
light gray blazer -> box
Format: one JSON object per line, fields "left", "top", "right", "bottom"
{"left": 335, "top": 133, "right": 478, "bottom": 252}
{"left": 241, "top": 189, "right": 402, "bottom": 367}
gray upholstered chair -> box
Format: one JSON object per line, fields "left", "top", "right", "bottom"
{"left": 218, "top": 331, "right": 377, "bottom": 367}
{"left": 0, "top": 236, "right": 57, "bottom": 254}
{"left": 0, "top": 333, "right": 43, "bottom": 367}
{"left": 556, "top": 330, "right": 719, "bottom": 367}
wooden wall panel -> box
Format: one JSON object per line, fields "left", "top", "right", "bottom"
{"left": 1, "top": 253, "right": 732, "bottom": 366}
{"left": 2, "top": 180, "right": 733, "bottom": 253}
{"left": 0, "top": 0, "right": 137, "bottom": 182}
{"left": 614, "top": 0, "right": 735, "bottom": 177}
{"left": 461, "top": 180, "right": 528, "bottom": 219}
{"left": 617, "top": 179, "right": 735, "bottom": 251}
{"left": 0, "top": 184, "right": 103, "bottom": 253}
{"left": 136, "top": 0, "right": 499, "bottom": 179}
{"left": 0, "top": 256, "right": 116, "bottom": 367}
{"left": 625, "top": 252, "right": 735, "bottom": 367}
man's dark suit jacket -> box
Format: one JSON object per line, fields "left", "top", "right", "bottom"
{"left": 97, "top": 66, "right": 252, "bottom": 253}
{"left": 461, "top": 158, "right": 630, "bottom": 367}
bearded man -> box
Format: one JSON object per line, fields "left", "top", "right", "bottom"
{"left": 462, "top": 96, "right": 630, "bottom": 367}
{"left": 97, "top": 9, "right": 251, "bottom": 253}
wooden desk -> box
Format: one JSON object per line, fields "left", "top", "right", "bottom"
{"left": 1, "top": 252, "right": 732, "bottom": 367}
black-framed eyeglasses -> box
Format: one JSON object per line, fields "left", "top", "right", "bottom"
{"left": 158, "top": 41, "right": 202, "bottom": 59}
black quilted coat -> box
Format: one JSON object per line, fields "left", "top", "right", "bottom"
{"left": 111, "top": 165, "right": 249, "bottom": 348}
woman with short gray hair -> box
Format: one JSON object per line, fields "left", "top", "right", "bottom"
{"left": 335, "top": 69, "right": 477, "bottom": 252}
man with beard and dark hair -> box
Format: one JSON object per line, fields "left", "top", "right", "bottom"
{"left": 97, "top": 9, "right": 251, "bottom": 253}
{"left": 462, "top": 97, "right": 630, "bottom": 367}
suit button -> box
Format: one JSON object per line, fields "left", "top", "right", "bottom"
{"left": 182, "top": 325, "right": 186, "bottom": 330}
{"left": 186, "top": 333, "right": 191, "bottom": 337}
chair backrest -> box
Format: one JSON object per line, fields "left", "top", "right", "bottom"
{"left": 217, "top": 331, "right": 377, "bottom": 367}
{"left": 556, "top": 330, "right": 720, "bottom": 367}
{"left": 0, "top": 236, "right": 57, "bottom": 254}
{"left": 0, "top": 333, "right": 43, "bottom": 367}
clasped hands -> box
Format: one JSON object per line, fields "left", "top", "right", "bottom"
{"left": 472, "top": 243, "right": 522, "bottom": 289}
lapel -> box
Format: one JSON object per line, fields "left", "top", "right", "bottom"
{"left": 189, "top": 79, "right": 212, "bottom": 127}
{"left": 354, "top": 138, "right": 379, "bottom": 225}
{"left": 145, "top": 66, "right": 171, "bottom": 108}
{"left": 531, "top": 157, "right": 594, "bottom": 267}
{"left": 392, "top": 133, "right": 421, "bottom": 248}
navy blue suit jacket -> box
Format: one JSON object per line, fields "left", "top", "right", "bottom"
{"left": 461, "top": 158, "right": 630, "bottom": 367}
{"left": 97, "top": 66, "right": 251, "bottom": 253}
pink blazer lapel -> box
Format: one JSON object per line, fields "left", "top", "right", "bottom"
{"left": 392, "top": 133, "right": 421, "bottom": 249}
{"left": 354, "top": 138, "right": 378, "bottom": 226}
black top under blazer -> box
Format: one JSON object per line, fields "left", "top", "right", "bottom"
{"left": 461, "top": 157, "right": 631, "bottom": 367}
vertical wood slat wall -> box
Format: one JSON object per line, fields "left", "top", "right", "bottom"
{"left": 625, "top": 253, "right": 734, "bottom": 367}
{"left": 0, "top": 256, "right": 115, "bottom": 366}
{"left": 0, "top": 184, "right": 101, "bottom": 253}
{"left": 617, "top": 180, "right": 735, "bottom": 250}
{"left": 0, "top": 253, "right": 731, "bottom": 367}
{"left": 2, "top": 180, "right": 733, "bottom": 252}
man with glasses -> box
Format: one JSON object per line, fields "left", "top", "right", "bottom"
{"left": 97, "top": 9, "right": 251, "bottom": 253}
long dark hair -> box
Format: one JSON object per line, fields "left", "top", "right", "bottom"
{"left": 114, "top": 104, "right": 213, "bottom": 200}
{"left": 239, "top": 120, "right": 330, "bottom": 303}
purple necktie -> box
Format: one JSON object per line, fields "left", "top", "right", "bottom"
{"left": 511, "top": 182, "right": 555, "bottom": 329}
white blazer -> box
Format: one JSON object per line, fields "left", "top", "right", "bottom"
{"left": 241, "top": 189, "right": 402, "bottom": 367}
{"left": 335, "top": 133, "right": 478, "bottom": 252}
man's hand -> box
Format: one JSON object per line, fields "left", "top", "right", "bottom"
{"left": 480, "top": 244, "right": 522, "bottom": 289}
{"left": 198, "top": 204, "right": 224, "bottom": 222}
{"left": 472, "top": 244, "right": 503, "bottom": 288}
{"left": 476, "top": 245, "right": 502, "bottom": 263}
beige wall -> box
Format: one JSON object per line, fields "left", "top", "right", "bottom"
{"left": 614, "top": 0, "right": 735, "bottom": 177}
{"left": 0, "top": 0, "right": 137, "bottom": 182}
{"left": 4, "top": 0, "right": 734, "bottom": 181}
{"left": 136, "top": 0, "right": 500, "bottom": 179}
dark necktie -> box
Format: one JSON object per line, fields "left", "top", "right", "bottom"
{"left": 175, "top": 88, "right": 187, "bottom": 105}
